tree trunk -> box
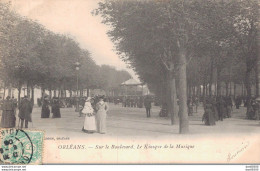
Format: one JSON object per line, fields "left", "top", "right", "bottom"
{"left": 209, "top": 58, "right": 214, "bottom": 96}
{"left": 69, "top": 90, "right": 72, "bottom": 98}
{"left": 178, "top": 48, "right": 189, "bottom": 134}
{"left": 230, "top": 82, "right": 232, "bottom": 96}
{"left": 245, "top": 68, "right": 251, "bottom": 98}
{"left": 41, "top": 88, "right": 45, "bottom": 99}
{"left": 202, "top": 82, "right": 206, "bottom": 100}
{"left": 188, "top": 84, "right": 192, "bottom": 98}
{"left": 215, "top": 82, "right": 217, "bottom": 96}
{"left": 241, "top": 83, "right": 244, "bottom": 96}
{"left": 196, "top": 85, "right": 199, "bottom": 96}
{"left": 225, "top": 82, "right": 229, "bottom": 96}
{"left": 165, "top": 78, "right": 173, "bottom": 116}
{"left": 168, "top": 69, "right": 178, "bottom": 125}
{"left": 206, "top": 84, "right": 208, "bottom": 96}
{"left": 80, "top": 89, "right": 83, "bottom": 97}
{"left": 257, "top": 51, "right": 260, "bottom": 98}
{"left": 198, "top": 85, "right": 201, "bottom": 97}
{"left": 255, "top": 66, "right": 259, "bottom": 97}
{"left": 3, "top": 82, "right": 6, "bottom": 99}
{"left": 234, "top": 83, "right": 236, "bottom": 98}
{"left": 87, "top": 88, "right": 90, "bottom": 97}
{"left": 8, "top": 83, "right": 12, "bottom": 97}
{"left": 217, "top": 68, "right": 221, "bottom": 96}
{"left": 18, "top": 85, "right": 21, "bottom": 107}
{"left": 49, "top": 89, "right": 52, "bottom": 99}
{"left": 162, "top": 77, "right": 168, "bottom": 117}
{"left": 187, "top": 84, "right": 189, "bottom": 98}
{"left": 58, "top": 89, "right": 61, "bottom": 98}
{"left": 31, "top": 86, "right": 34, "bottom": 105}
{"left": 27, "top": 82, "right": 30, "bottom": 98}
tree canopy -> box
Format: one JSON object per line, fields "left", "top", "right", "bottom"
{"left": 0, "top": 2, "right": 131, "bottom": 101}
{"left": 94, "top": 0, "right": 259, "bottom": 133}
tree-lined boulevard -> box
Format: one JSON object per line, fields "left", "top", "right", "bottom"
{"left": 94, "top": 0, "right": 259, "bottom": 133}
{"left": 0, "top": 0, "right": 259, "bottom": 134}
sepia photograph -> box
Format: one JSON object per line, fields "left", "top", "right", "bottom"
{"left": 0, "top": 0, "right": 259, "bottom": 165}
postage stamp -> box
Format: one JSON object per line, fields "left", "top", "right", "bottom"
{"left": 0, "top": 128, "right": 44, "bottom": 165}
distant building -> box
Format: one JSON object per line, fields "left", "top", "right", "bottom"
{"left": 120, "top": 78, "right": 150, "bottom": 97}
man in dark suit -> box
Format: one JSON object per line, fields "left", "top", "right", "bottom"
{"left": 18, "top": 96, "right": 33, "bottom": 128}
{"left": 144, "top": 96, "right": 152, "bottom": 118}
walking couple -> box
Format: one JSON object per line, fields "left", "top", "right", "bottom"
{"left": 81, "top": 95, "right": 108, "bottom": 134}
{"left": 1, "top": 96, "right": 33, "bottom": 129}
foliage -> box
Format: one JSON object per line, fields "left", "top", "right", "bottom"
{"left": 0, "top": 2, "right": 131, "bottom": 97}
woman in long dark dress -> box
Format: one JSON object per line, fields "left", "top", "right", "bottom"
{"left": 1, "top": 96, "right": 16, "bottom": 128}
{"left": 187, "top": 98, "right": 193, "bottom": 116}
{"left": 247, "top": 99, "right": 255, "bottom": 120}
{"left": 41, "top": 96, "right": 50, "bottom": 118}
{"left": 202, "top": 98, "right": 216, "bottom": 126}
{"left": 217, "top": 96, "right": 225, "bottom": 121}
{"left": 51, "top": 97, "right": 61, "bottom": 118}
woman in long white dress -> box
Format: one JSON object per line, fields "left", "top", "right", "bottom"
{"left": 95, "top": 96, "right": 109, "bottom": 134}
{"left": 82, "top": 97, "right": 96, "bottom": 133}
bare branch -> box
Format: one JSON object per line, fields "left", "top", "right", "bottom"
{"left": 159, "top": 54, "right": 170, "bottom": 71}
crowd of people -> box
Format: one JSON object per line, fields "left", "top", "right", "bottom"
{"left": 202, "top": 95, "right": 260, "bottom": 126}
{"left": 40, "top": 95, "right": 109, "bottom": 134}
{"left": 233, "top": 96, "right": 260, "bottom": 120}
{"left": 1, "top": 93, "right": 259, "bottom": 131}
{"left": 158, "top": 95, "right": 259, "bottom": 126}
{"left": 109, "top": 95, "right": 152, "bottom": 118}
{"left": 37, "top": 97, "right": 79, "bottom": 108}
{"left": 121, "top": 96, "right": 144, "bottom": 108}
{"left": 244, "top": 98, "right": 260, "bottom": 120}
{"left": 202, "top": 96, "right": 233, "bottom": 126}
{"left": 0, "top": 94, "right": 110, "bottom": 134}
{"left": 41, "top": 96, "right": 61, "bottom": 118}
{"left": 104, "top": 96, "right": 144, "bottom": 108}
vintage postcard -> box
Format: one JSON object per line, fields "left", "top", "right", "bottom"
{"left": 0, "top": 0, "right": 259, "bottom": 164}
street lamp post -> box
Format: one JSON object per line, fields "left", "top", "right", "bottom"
{"left": 75, "top": 61, "right": 80, "bottom": 112}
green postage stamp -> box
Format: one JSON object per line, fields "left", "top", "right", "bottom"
{"left": 0, "top": 128, "right": 44, "bottom": 165}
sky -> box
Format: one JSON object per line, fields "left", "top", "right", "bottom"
{"left": 5, "top": 0, "right": 137, "bottom": 79}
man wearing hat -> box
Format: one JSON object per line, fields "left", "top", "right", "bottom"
{"left": 18, "top": 96, "right": 33, "bottom": 128}
{"left": 144, "top": 95, "right": 152, "bottom": 118}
